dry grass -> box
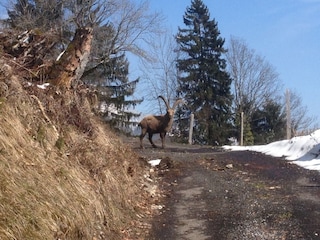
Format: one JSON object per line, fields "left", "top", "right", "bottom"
{"left": 0, "top": 61, "right": 154, "bottom": 239}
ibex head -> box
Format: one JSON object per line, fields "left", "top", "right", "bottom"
{"left": 158, "top": 95, "right": 184, "bottom": 118}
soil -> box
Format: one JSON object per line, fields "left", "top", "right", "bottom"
{"left": 128, "top": 137, "right": 320, "bottom": 240}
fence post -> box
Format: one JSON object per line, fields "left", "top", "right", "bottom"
{"left": 240, "top": 112, "right": 244, "bottom": 146}
{"left": 188, "top": 113, "right": 194, "bottom": 145}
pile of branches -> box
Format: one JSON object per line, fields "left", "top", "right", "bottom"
{"left": 0, "top": 28, "right": 98, "bottom": 136}
{"left": 0, "top": 29, "right": 60, "bottom": 80}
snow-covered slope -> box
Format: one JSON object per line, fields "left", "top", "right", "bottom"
{"left": 223, "top": 130, "right": 320, "bottom": 171}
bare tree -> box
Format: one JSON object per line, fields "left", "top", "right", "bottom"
{"left": 107, "top": 0, "right": 163, "bottom": 58}
{"left": 226, "top": 36, "right": 282, "bottom": 116}
{"left": 80, "top": 0, "right": 164, "bottom": 79}
{"left": 139, "top": 31, "right": 179, "bottom": 113}
{"left": 287, "top": 89, "right": 318, "bottom": 136}
{"left": 4, "top": 0, "right": 163, "bottom": 89}
{"left": 5, "top": 0, "right": 163, "bottom": 63}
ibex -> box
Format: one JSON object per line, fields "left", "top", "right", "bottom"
{"left": 138, "top": 96, "right": 184, "bottom": 149}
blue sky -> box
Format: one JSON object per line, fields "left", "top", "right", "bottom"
{"left": 142, "top": 0, "right": 320, "bottom": 122}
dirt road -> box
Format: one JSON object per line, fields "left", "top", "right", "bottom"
{"left": 130, "top": 139, "right": 320, "bottom": 240}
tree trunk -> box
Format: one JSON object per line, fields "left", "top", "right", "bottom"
{"left": 49, "top": 27, "right": 93, "bottom": 88}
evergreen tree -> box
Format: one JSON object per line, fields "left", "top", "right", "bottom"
{"left": 234, "top": 96, "right": 255, "bottom": 145}
{"left": 176, "top": 0, "right": 233, "bottom": 145}
{"left": 82, "top": 24, "right": 142, "bottom": 132}
{"left": 251, "top": 100, "right": 286, "bottom": 144}
{"left": 243, "top": 121, "right": 254, "bottom": 145}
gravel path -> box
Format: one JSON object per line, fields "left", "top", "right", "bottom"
{"left": 133, "top": 144, "right": 320, "bottom": 240}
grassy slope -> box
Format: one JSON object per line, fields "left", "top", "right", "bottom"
{"left": 0, "top": 61, "right": 153, "bottom": 239}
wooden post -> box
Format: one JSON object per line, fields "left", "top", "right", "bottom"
{"left": 240, "top": 112, "right": 244, "bottom": 146}
{"left": 188, "top": 113, "right": 194, "bottom": 145}
{"left": 286, "top": 89, "right": 291, "bottom": 139}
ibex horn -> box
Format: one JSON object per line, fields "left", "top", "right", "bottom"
{"left": 172, "top": 98, "right": 184, "bottom": 109}
{"left": 158, "top": 95, "right": 170, "bottom": 109}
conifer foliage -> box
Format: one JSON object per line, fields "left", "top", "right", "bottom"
{"left": 82, "top": 25, "right": 142, "bottom": 132}
{"left": 176, "top": 0, "right": 233, "bottom": 145}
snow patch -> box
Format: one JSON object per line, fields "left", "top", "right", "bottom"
{"left": 223, "top": 129, "right": 320, "bottom": 171}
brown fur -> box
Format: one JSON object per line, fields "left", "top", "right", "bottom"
{"left": 138, "top": 96, "right": 183, "bottom": 148}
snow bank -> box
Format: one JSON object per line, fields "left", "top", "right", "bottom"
{"left": 223, "top": 129, "right": 320, "bottom": 171}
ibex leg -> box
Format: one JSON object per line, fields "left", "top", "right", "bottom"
{"left": 160, "top": 132, "right": 166, "bottom": 148}
{"left": 148, "top": 133, "right": 157, "bottom": 148}
{"left": 139, "top": 129, "right": 147, "bottom": 148}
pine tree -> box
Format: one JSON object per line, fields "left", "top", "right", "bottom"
{"left": 244, "top": 121, "right": 254, "bottom": 145}
{"left": 82, "top": 24, "right": 142, "bottom": 132}
{"left": 96, "top": 54, "right": 142, "bottom": 132}
{"left": 176, "top": 0, "right": 233, "bottom": 145}
{"left": 251, "top": 100, "right": 286, "bottom": 144}
{"left": 234, "top": 96, "right": 254, "bottom": 145}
